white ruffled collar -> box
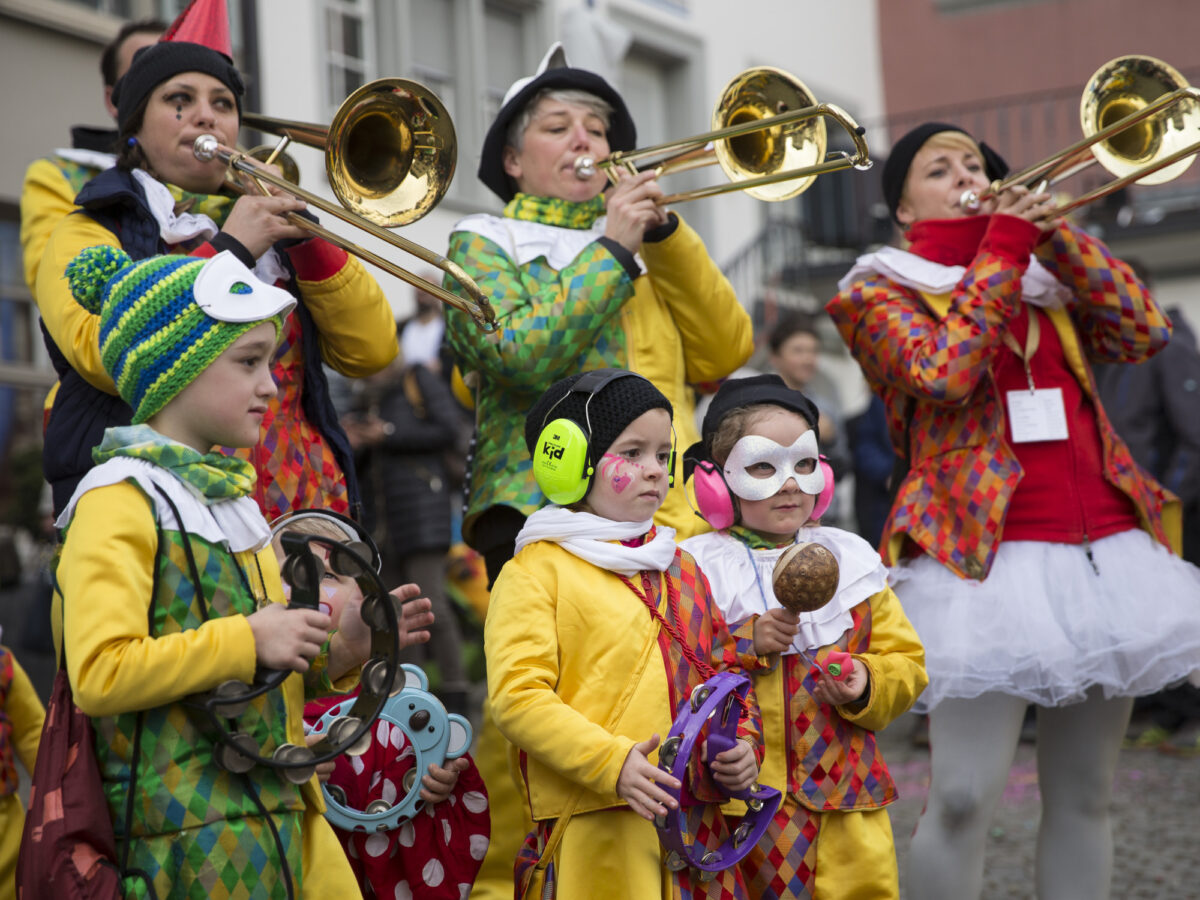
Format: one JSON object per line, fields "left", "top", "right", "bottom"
{"left": 131, "top": 169, "right": 289, "bottom": 286}
{"left": 452, "top": 212, "right": 646, "bottom": 274}
{"left": 838, "top": 244, "right": 1070, "bottom": 308}
{"left": 515, "top": 506, "right": 677, "bottom": 576}
{"left": 681, "top": 525, "right": 887, "bottom": 654}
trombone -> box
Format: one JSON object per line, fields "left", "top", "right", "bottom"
{"left": 194, "top": 78, "right": 497, "bottom": 332}
{"left": 960, "top": 55, "right": 1200, "bottom": 217}
{"left": 574, "top": 66, "right": 872, "bottom": 205}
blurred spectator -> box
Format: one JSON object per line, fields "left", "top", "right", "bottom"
{"left": 767, "top": 312, "right": 853, "bottom": 526}
{"left": 400, "top": 275, "right": 448, "bottom": 374}
{"left": 1094, "top": 260, "right": 1200, "bottom": 753}
{"left": 343, "top": 355, "right": 471, "bottom": 717}
{"left": 845, "top": 394, "right": 897, "bottom": 549}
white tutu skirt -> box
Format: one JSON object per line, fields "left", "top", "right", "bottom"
{"left": 891, "top": 529, "right": 1200, "bottom": 713}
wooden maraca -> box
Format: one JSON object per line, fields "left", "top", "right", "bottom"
{"left": 771, "top": 542, "right": 840, "bottom": 614}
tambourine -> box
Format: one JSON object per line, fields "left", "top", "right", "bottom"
{"left": 655, "top": 671, "right": 781, "bottom": 877}
{"left": 309, "top": 663, "right": 473, "bottom": 832}
{"left": 186, "top": 512, "right": 406, "bottom": 783}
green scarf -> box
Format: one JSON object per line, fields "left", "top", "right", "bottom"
{"left": 166, "top": 183, "right": 237, "bottom": 228}
{"left": 727, "top": 524, "right": 793, "bottom": 551}
{"left": 503, "top": 192, "right": 606, "bottom": 230}
{"left": 93, "top": 425, "right": 256, "bottom": 504}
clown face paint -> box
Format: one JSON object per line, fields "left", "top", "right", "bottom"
{"left": 723, "top": 429, "right": 824, "bottom": 501}
{"left": 600, "top": 452, "right": 636, "bottom": 493}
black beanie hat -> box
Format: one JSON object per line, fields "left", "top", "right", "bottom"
{"left": 881, "top": 122, "right": 1009, "bottom": 224}
{"left": 524, "top": 369, "right": 672, "bottom": 463}
{"left": 683, "top": 374, "right": 821, "bottom": 479}
{"left": 113, "top": 41, "right": 244, "bottom": 134}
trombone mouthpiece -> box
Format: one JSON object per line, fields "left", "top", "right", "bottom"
{"left": 574, "top": 156, "right": 597, "bottom": 180}
{"left": 959, "top": 189, "right": 982, "bottom": 212}
{"left": 194, "top": 134, "right": 219, "bottom": 161}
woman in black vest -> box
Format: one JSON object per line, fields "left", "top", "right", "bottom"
{"left": 36, "top": 38, "right": 397, "bottom": 521}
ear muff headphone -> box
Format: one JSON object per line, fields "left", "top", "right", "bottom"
{"left": 268, "top": 508, "right": 382, "bottom": 575}
{"left": 688, "top": 455, "right": 836, "bottom": 528}
{"left": 531, "top": 369, "right": 675, "bottom": 506}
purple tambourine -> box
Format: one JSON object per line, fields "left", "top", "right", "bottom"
{"left": 654, "top": 671, "right": 781, "bottom": 877}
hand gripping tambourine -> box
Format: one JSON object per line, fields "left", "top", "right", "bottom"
{"left": 187, "top": 513, "right": 406, "bottom": 784}
{"left": 655, "top": 671, "right": 781, "bottom": 877}
{"left": 308, "top": 663, "right": 473, "bottom": 832}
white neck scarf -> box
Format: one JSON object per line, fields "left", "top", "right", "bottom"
{"left": 515, "top": 506, "right": 677, "bottom": 576}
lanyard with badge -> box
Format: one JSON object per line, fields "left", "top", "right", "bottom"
{"left": 1002, "top": 310, "right": 1068, "bottom": 443}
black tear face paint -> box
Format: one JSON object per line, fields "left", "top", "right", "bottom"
{"left": 176, "top": 105, "right": 183, "bottom": 121}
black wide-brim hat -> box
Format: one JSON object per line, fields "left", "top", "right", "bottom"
{"left": 479, "top": 62, "right": 637, "bottom": 203}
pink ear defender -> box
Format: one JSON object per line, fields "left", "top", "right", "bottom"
{"left": 690, "top": 455, "right": 836, "bottom": 529}
{"left": 810, "top": 456, "right": 836, "bottom": 521}
{"left": 692, "top": 459, "right": 738, "bottom": 530}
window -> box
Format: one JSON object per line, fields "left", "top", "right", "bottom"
{"left": 321, "top": 0, "right": 373, "bottom": 110}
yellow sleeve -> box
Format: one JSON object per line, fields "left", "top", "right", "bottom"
{"left": 35, "top": 211, "right": 125, "bottom": 394}
{"left": 5, "top": 651, "right": 46, "bottom": 774}
{"left": 59, "top": 481, "right": 258, "bottom": 717}
{"left": 838, "top": 586, "right": 928, "bottom": 733}
{"left": 288, "top": 242, "right": 399, "bottom": 377}
{"left": 640, "top": 214, "right": 753, "bottom": 384}
{"left": 485, "top": 558, "right": 636, "bottom": 796}
{"left": 20, "top": 158, "right": 78, "bottom": 294}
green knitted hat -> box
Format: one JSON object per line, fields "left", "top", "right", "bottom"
{"left": 66, "top": 246, "right": 296, "bottom": 423}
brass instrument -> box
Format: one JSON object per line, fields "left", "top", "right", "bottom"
{"left": 195, "top": 78, "right": 496, "bottom": 332}
{"left": 960, "top": 55, "right": 1200, "bottom": 216}
{"left": 573, "top": 66, "right": 872, "bottom": 205}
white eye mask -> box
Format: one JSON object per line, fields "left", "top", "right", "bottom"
{"left": 723, "top": 430, "right": 824, "bottom": 501}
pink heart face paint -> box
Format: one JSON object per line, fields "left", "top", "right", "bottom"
{"left": 600, "top": 452, "right": 637, "bottom": 493}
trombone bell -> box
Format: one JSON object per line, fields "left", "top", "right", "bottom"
{"left": 713, "top": 67, "right": 827, "bottom": 202}
{"left": 1082, "top": 55, "right": 1200, "bottom": 187}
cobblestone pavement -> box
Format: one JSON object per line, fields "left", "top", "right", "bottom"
{"left": 877, "top": 713, "right": 1200, "bottom": 899}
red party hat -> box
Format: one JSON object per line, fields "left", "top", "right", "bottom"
{"left": 161, "top": 0, "right": 233, "bottom": 60}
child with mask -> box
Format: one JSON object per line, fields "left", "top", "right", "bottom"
{"left": 680, "top": 374, "right": 927, "bottom": 899}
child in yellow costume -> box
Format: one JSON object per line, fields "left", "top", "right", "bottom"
{"left": 0, "top": 636, "right": 45, "bottom": 900}
{"left": 681, "top": 375, "right": 928, "bottom": 898}
{"left": 52, "top": 245, "right": 368, "bottom": 898}
{"left": 487, "top": 369, "right": 764, "bottom": 898}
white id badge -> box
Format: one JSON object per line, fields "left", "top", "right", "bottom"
{"left": 1006, "top": 388, "right": 1068, "bottom": 443}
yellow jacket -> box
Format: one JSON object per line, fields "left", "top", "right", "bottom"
{"left": 486, "top": 538, "right": 759, "bottom": 820}
{"left": 55, "top": 479, "right": 331, "bottom": 812}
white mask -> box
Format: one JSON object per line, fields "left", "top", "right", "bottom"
{"left": 723, "top": 430, "right": 824, "bottom": 501}
{"left": 192, "top": 250, "right": 297, "bottom": 322}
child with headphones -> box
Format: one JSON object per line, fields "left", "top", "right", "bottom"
{"left": 485, "top": 368, "right": 764, "bottom": 899}
{"left": 679, "top": 374, "right": 928, "bottom": 899}
{"left": 272, "top": 511, "right": 491, "bottom": 899}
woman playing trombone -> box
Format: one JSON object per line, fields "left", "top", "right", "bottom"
{"left": 826, "top": 121, "right": 1200, "bottom": 899}
{"left": 442, "top": 44, "right": 753, "bottom": 587}
{"left": 37, "top": 32, "right": 397, "bottom": 521}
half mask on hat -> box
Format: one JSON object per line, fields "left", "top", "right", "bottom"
{"left": 66, "top": 246, "right": 295, "bottom": 424}
{"left": 684, "top": 374, "right": 834, "bottom": 530}
{"left": 881, "top": 122, "right": 1010, "bottom": 224}
{"left": 479, "top": 42, "right": 637, "bottom": 202}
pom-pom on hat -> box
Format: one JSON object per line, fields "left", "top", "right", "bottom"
{"left": 684, "top": 374, "right": 821, "bottom": 478}
{"left": 881, "top": 121, "right": 1010, "bottom": 224}
{"left": 479, "top": 42, "right": 636, "bottom": 203}
{"left": 524, "top": 369, "right": 672, "bottom": 461}
{"left": 66, "top": 246, "right": 296, "bottom": 424}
